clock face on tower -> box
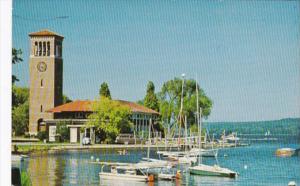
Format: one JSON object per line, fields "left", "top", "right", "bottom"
{"left": 37, "top": 62, "right": 47, "bottom": 72}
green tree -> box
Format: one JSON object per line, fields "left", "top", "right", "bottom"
{"left": 12, "top": 48, "right": 23, "bottom": 84}
{"left": 12, "top": 86, "right": 29, "bottom": 108}
{"left": 99, "top": 82, "right": 111, "bottom": 99}
{"left": 62, "top": 95, "right": 72, "bottom": 104}
{"left": 86, "top": 97, "right": 133, "bottom": 143}
{"left": 12, "top": 86, "right": 29, "bottom": 136}
{"left": 12, "top": 101, "right": 29, "bottom": 136}
{"left": 143, "top": 81, "right": 159, "bottom": 111}
{"left": 56, "top": 121, "right": 70, "bottom": 142}
{"left": 158, "top": 77, "right": 212, "bottom": 126}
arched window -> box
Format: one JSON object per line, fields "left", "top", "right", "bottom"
{"left": 38, "top": 42, "right": 42, "bottom": 56}
{"left": 34, "top": 42, "right": 38, "bottom": 56}
{"left": 43, "top": 42, "right": 46, "bottom": 56}
{"left": 40, "top": 79, "right": 43, "bottom": 87}
{"left": 47, "top": 42, "right": 50, "bottom": 56}
{"left": 40, "top": 105, "right": 43, "bottom": 112}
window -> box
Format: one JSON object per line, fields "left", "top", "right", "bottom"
{"left": 47, "top": 42, "right": 50, "bottom": 56}
{"left": 40, "top": 105, "right": 43, "bottom": 112}
{"left": 34, "top": 42, "right": 38, "bottom": 56}
{"left": 43, "top": 42, "right": 46, "bottom": 56}
{"left": 40, "top": 79, "right": 43, "bottom": 87}
{"left": 38, "top": 42, "right": 42, "bottom": 56}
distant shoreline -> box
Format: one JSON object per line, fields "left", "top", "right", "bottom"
{"left": 205, "top": 117, "right": 300, "bottom": 124}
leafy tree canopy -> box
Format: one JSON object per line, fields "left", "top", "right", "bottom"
{"left": 62, "top": 95, "right": 72, "bottom": 104}
{"left": 12, "top": 48, "right": 23, "bottom": 84}
{"left": 12, "top": 86, "right": 29, "bottom": 136}
{"left": 99, "top": 82, "right": 111, "bottom": 99}
{"left": 144, "top": 81, "right": 159, "bottom": 112}
{"left": 86, "top": 97, "right": 133, "bottom": 143}
{"left": 12, "top": 86, "right": 29, "bottom": 108}
{"left": 12, "top": 101, "right": 29, "bottom": 136}
{"left": 158, "top": 77, "right": 212, "bottom": 126}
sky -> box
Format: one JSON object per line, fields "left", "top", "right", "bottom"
{"left": 12, "top": 0, "right": 300, "bottom": 122}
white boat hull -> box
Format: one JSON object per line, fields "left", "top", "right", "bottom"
{"left": 99, "top": 172, "right": 149, "bottom": 182}
{"left": 158, "top": 148, "right": 218, "bottom": 158}
{"left": 189, "top": 164, "right": 237, "bottom": 178}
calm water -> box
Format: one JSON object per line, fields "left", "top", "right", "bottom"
{"left": 14, "top": 140, "right": 300, "bottom": 186}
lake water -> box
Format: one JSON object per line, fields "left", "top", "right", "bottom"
{"left": 14, "top": 140, "right": 299, "bottom": 186}
{"left": 14, "top": 119, "right": 300, "bottom": 185}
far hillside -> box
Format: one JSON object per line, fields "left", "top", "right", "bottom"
{"left": 204, "top": 118, "right": 300, "bottom": 137}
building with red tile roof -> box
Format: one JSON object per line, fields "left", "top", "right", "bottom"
{"left": 44, "top": 100, "right": 159, "bottom": 143}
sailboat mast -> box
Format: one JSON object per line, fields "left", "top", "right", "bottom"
{"left": 196, "top": 78, "right": 203, "bottom": 165}
{"left": 196, "top": 80, "right": 201, "bottom": 150}
{"left": 184, "top": 115, "right": 188, "bottom": 152}
{"left": 147, "top": 118, "right": 152, "bottom": 159}
{"left": 178, "top": 73, "right": 185, "bottom": 146}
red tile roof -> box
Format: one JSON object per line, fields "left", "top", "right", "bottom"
{"left": 47, "top": 100, "right": 93, "bottom": 112}
{"left": 29, "top": 29, "right": 64, "bottom": 39}
{"left": 116, "top": 100, "right": 159, "bottom": 114}
{"left": 47, "top": 100, "right": 159, "bottom": 115}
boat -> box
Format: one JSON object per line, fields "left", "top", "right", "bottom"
{"left": 189, "top": 148, "right": 218, "bottom": 157}
{"left": 167, "top": 155, "right": 197, "bottom": 164}
{"left": 158, "top": 170, "right": 181, "bottom": 181}
{"left": 189, "top": 78, "right": 238, "bottom": 179}
{"left": 158, "top": 148, "right": 218, "bottom": 158}
{"left": 189, "top": 164, "right": 237, "bottom": 178}
{"left": 275, "top": 148, "right": 296, "bottom": 157}
{"left": 219, "top": 131, "right": 240, "bottom": 144}
{"left": 99, "top": 163, "right": 154, "bottom": 182}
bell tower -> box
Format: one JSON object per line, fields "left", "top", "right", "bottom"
{"left": 28, "top": 29, "right": 63, "bottom": 135}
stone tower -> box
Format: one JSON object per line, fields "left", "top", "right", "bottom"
{"left": 28, "top": 30, "right": 63, "bottom": 135}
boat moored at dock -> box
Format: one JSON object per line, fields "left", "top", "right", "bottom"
{"left": 189, "top": 164, "right": 238, "bottom": 178}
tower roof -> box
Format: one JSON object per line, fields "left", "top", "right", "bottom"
{"left": 29, "top": 29, "right": 64, "bottom": 39}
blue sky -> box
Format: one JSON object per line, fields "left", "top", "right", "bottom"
{"left": 12, "top": 0, "right": 300, "bottom": 122}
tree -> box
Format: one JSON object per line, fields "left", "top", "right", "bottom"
{"left": 62, "top": 95, "right": 72, "bottom": 104}
{"left": 86, "top": 97, "right": 133, "bottom": 143}
{"left": 12, "top": 48, "right": 23, "bottom": 84}
{"left": 12, "top": 101, "right": 29, "bottom": 136}
{"left": 12, "top": 86, "right": 29, "bottom": 108}
{"left": 99, "top": 82, "right": 111, "bottom": 99}
{"left": 12, "top": 86, "right": 29, "bottom": 136}
{"left": 143, "top": 81, "right": 159, "bottom": 112}
{"left": 158, "top": 77, "right": 212, "bottom": 126}
{"left": 56, "top": 121, "right": 70, "bottom": 142}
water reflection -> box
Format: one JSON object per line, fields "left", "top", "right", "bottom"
{"left": 27, "top": 153, "right": 66, "bottom": 186}
{"left": 191, "top": 175, "right": 237, "bottom": 186}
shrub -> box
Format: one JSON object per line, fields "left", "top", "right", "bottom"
{"left": 21, "top": 171, "right": 32, "bottom": 186}
{"left": 37, "top": 131, "right": 48, "bottom": 141}
{"left": 56, "top": 121, "right": 70, "bottom": 142}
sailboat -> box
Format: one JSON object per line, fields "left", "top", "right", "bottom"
{"left": 158, "top": 74, "right": 214, "bottom": 164}
{"left": 189, "top": 79, "right": 238, "bottom": 178}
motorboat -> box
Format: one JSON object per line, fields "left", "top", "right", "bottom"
{"left": 275, "top": 148, "right": 296, "bottom": 157}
